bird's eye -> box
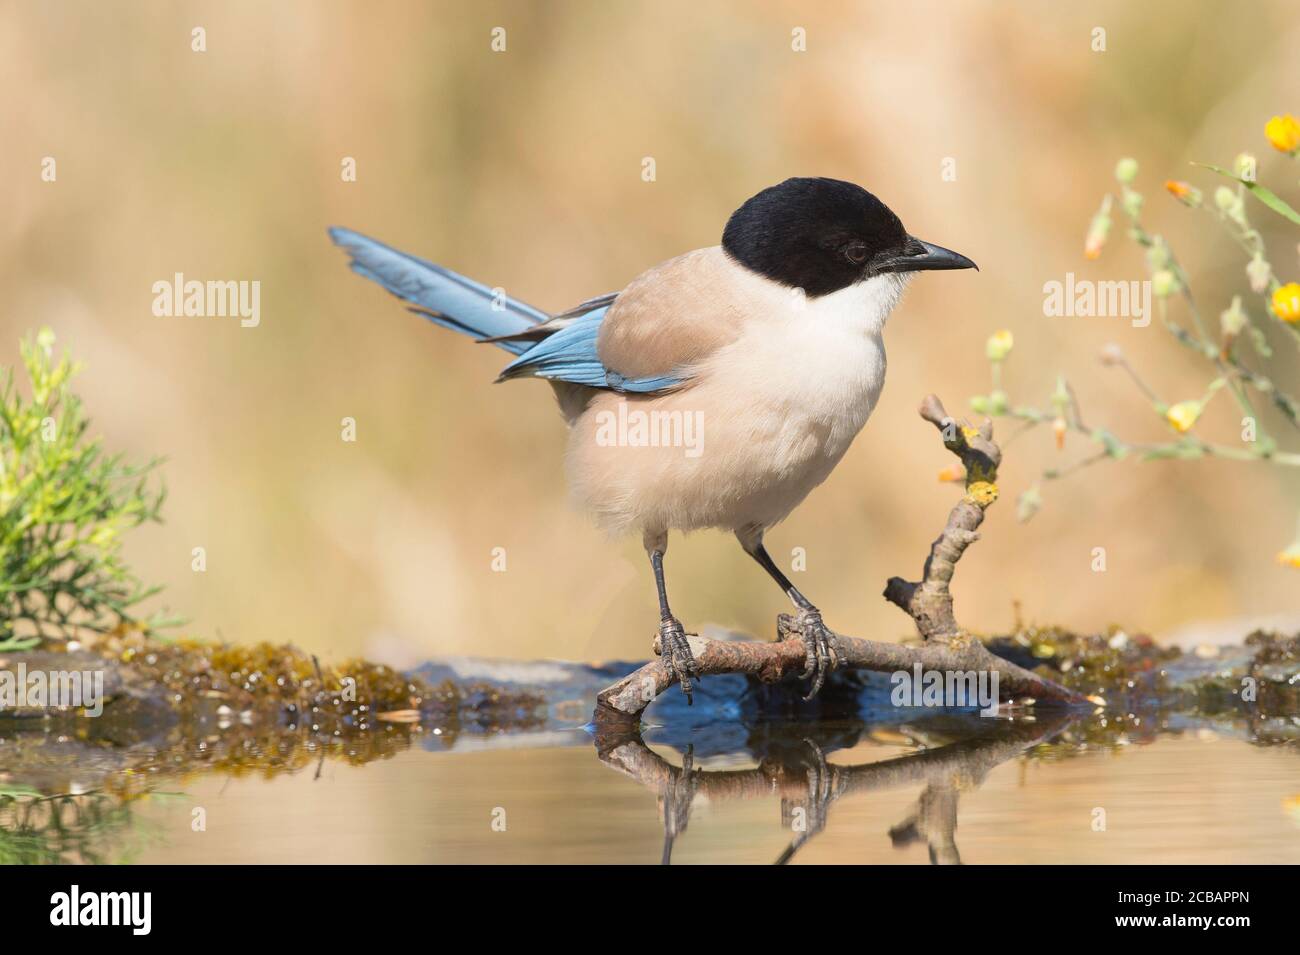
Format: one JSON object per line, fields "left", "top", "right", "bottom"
{"left": 843, "top": 243, "right": 868, "bottom": 265}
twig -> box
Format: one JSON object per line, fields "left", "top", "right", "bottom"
{"left": 882, "top": 394, "right": 1000, "bottom": 642}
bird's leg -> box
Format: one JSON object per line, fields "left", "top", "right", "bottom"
{"left": 646, "top": 532, "right": 699, "bottom": 703}
{"left": 774, "top": 738, "right": 838, "bottom": 864}
{"left": 737, "top": 526, "right": 839, "bottom": 699}
{"left": 659, "top": 746, "right": 697, "bottom": 864}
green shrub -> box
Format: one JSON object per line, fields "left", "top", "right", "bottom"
{"left": 0, "top": 329, "right": 168, "bottom": 650}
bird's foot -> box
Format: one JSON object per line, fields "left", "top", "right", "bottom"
{"left": 654, "top": 618, "right": 701, "bottom": 704}
{"left": 792, "top": 608, "right": 839, "bottom": 700}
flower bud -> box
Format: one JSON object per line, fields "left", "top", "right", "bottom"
{"left": 1050, "top": 375, "right": 1070, "bottom": 412}
{"left": 1152, "top": 269, "right": 1179, "bottom": 298}
{"left": 1247, "top": 254, "right": 1272, "bottom": 294}
{"left": 1146, "top": 242, "right": 1170, "bottom": 271}
{"left": 1234, "top": 152, "right": 1258, "bottom": 181}
{"left": 986, "top": 329, "right": 1014, "bottom": 362}
{"left": 1016, "top": 485, "right": 1043, "bottom": 523}
{"left": 1220, "top": 296, "right": 1247, "bottom": 338}
{"left": 1164, "top": 180, "right": 1201, "bottom": 207}
{"left": 1084, "top": 199, "right": 1112, "bottom": 260}
{"left": 1099, "top": 343, "right": 1125, "bottom": 366}
{"left": 1114, "top": 158, "right": 1138, "bottom": 184}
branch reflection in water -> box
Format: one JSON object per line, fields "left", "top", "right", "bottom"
{"left": 594, "top": 712, "right": 1076, "bottom": 865}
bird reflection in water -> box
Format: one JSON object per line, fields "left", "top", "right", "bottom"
{"left": 594, "top": 712, "right": 1075, "bottom": 865}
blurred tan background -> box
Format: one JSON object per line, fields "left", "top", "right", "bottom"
{"left": 3, "top": 0, "right": 1298, "bottom": 665}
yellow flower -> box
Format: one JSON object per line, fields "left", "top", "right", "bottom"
{"left": 1284, "top": 794, "right": 1300, "bottom": 824}
{"left": 1265, "top": 114, "right": 1300, "bottom": 153}
{"left": 1277, "top": 547, "right": 1300, "bottom": 569}
{"left": 1165, "top": 401, "right": 1201, "bottom": 433}
{"left": 1273, "top": 282, "right": 1300, "bottom": 323}
{"left": 986, "top": 329, "right": 1014, "bottom": 362}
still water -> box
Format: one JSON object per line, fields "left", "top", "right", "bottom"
{"left": 6, "top": 710, "right": 1298, "bottom": 864}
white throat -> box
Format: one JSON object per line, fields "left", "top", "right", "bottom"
{"left": 812, "top": 272, "right": 910, "bottom": 334}
{"left": 702, "top": 270, "right": 905, "bottom": 446}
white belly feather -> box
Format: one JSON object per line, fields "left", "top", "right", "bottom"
{"left": 567, "top": 274, "right": 906, "bottom": 534}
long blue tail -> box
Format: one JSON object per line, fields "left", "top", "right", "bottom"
{"left": 328, "top": 227, "right": 547, "bottom": 355}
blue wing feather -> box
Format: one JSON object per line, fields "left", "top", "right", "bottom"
{"left": 498, "top": 310, "right": 684, "bottom": 393}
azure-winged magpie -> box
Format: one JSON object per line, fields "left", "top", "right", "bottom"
{"left": 330, "top": 177, "right": 976, "bottom": 701}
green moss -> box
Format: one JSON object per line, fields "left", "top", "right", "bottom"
{"left": 92, "top": 632, "right": 546, "bottom": 737}
{"left": 986, "top": 624, "right": 1179, "bottom": 698}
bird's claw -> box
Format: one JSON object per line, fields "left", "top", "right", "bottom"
{"left": 656, "top": 618, "right": 701, "bottom": 704}
{"left": 794, "top": 609, "right": 839, "bottom": 700}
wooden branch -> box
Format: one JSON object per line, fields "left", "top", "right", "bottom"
{"left": 593, "top": 394, "right": 1089, "bottom": 727}
{"left": 883, "top": 394, "right": 1001, "bottom": 642}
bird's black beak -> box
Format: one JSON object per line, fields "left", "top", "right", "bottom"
{"left": 880, "top": 237, "right": 978, "bottom": 274}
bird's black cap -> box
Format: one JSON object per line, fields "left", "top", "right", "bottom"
{"left": 722, "top": 177, "right": 975, "bottom": 297}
